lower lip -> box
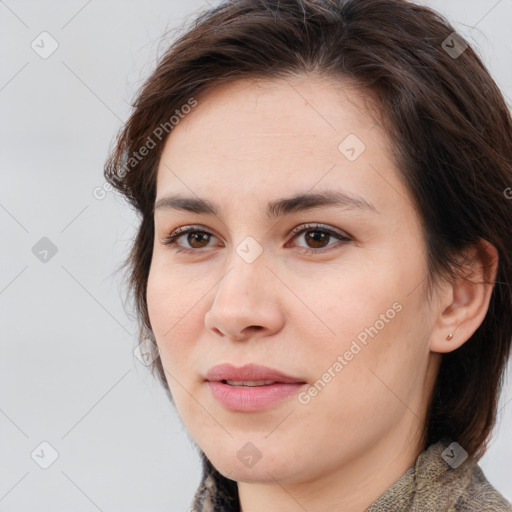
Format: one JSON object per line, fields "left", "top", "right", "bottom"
{"left": 207, "top": 381, "right": 306, "bottom": 412}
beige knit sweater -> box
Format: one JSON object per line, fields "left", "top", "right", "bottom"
{"left": 190, "top": 438, "right": 512, "bottom": 511}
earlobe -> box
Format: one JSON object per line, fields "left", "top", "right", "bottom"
{"left": 429, "top": 239, "right": 499, "bottom": 354}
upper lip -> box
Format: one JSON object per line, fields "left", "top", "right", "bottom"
{"left": 205, "top": 363, "right": 306, "bottom": 384}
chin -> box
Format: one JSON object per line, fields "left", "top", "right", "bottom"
{"left": 206, "top": 442, "right": 309, "bottom": 485}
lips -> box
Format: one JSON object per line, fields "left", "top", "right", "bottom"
{"left": 205, "top": 363, "right": 307, "bottom": 412}
{"left": 205, "top": 363, "right": 306, "bottom": 385}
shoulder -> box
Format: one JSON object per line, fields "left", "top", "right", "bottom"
{"left": 454, "top": 464, "right": 512, "bottom": 512}
{"left": 367, "top": 439, "right": 512, "bottom": 512}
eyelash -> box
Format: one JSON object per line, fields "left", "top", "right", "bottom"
{"left": 160, "top": 223, "right": 352, "bottom": 255}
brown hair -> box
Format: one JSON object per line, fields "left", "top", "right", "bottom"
{"left": 104, "top": 0, "right": 512, "bottom": 462}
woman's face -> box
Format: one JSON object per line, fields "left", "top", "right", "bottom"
{"left": 147, "top": 75, "right": 442, "bottom": 486}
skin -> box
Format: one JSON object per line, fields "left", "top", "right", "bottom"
{"left": 146, "top": 75, "right": 498, "bottom": 512}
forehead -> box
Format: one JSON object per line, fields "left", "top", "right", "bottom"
{"left": 163, "top": 75, "right": 381, "bottom": 151}
{"left": 155, "top": 75, "right": 402, "bottom": 214}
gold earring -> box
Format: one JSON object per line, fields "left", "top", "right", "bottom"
{"left": 446, "top": 332, "right": 454, "bottom": 341}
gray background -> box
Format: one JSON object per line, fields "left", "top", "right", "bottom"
{"left": 1, "top": 0, "right": 511, "bottom": 510}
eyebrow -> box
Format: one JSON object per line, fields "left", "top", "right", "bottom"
{"left": 153, "top": 189, "right": 378, "bottom": 218}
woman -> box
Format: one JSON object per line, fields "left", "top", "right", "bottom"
{"left": 104, "top": 0, "right": 512, "bottom": 510}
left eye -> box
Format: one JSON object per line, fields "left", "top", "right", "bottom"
{"left": 161, "top": 224, "right": 352, "bottom": 253}
{"left": 287, "top": 223, "right": 352, "bottom": 252}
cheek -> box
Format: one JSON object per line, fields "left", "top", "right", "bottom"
{"left": 147, "top": 254, "right": 206, "bottom": 333}
{"left": 146, "top": 266, "right": 174, "bottom": 338}
{"left": 293, "top": 297, "right": 425, "bottom": 455}
{"left": 284, "top": 257, "right": 402, "bottom": 347}
{"left": 292, "top": 248, "right": 429, "bottom": 400}
{"left": 146, "top": 261, "right": 196, "bottom": 359}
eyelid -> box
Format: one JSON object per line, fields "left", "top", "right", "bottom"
{"left": 288, "top": 222, "right": 350, "bottom": 240}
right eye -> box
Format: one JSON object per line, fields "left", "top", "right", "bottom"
{"left": 161, "top": 226, "right": 219, "bottom": 253}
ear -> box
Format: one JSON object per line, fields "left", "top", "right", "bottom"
{"left": 430, "top": 239, "right": 499, "bottom": 354}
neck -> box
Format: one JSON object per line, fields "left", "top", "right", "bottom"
{"left": 237, "top": 420, "right": 425, "bottom": 512}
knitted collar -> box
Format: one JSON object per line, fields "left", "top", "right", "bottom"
{"left": 190, "top": 438, "right": 512, "bottom": 511}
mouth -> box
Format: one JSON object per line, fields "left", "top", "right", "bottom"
{"left": 221, "top": 379, "right": 284, "bottom": 387}
{"left": 205, "top": 362, "right": 307, "bottom": 385}
{"left": 206, "top": 380, "right": 307, "bottom": 412}
{"left": 204, "top": 363, "right": 307, "bottom": 412}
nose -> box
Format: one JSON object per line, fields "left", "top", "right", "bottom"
{"left": 204, "top": 251, "right": 285, "bottom": 342}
